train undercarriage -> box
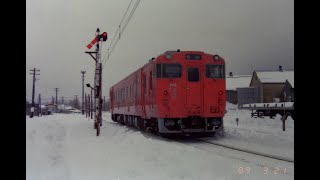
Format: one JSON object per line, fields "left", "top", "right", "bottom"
{"left": 111, "top": 114, "right": 223, "bottom": 137}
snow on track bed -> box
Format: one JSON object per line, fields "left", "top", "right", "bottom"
{"left": 195, "top": 138, "right": 293, "bottom": 163}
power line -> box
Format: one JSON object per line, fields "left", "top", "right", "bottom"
{"left": 120, "top": 0, "right": 134, "bottom": 29}
{"left": 101, "top": 0, "right": 134, "bottom": 64}
{"left": 102, "top": 0, "right": 141, "bottom": 67}
{"left": 106, "top": 0, "right": 141, "bottom": 64}
{"left": 105, "top": 0, "right": 133, "bottom": 57}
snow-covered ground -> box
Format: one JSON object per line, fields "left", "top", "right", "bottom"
{"left": 201, "top": 102, "right": 294, "bottom": 161}
{"left": 26, "top": 105, "right": 294, "bottom": 180}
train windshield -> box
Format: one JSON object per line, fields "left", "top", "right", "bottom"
{"left": 156, "top": 64, "right": 182, "bottom": 78}
{"left": 206, "top": 64, "right": 225, "bottom": 78}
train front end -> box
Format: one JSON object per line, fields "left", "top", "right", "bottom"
{"left": 155, "top": 50, "right": 226, "bottom": 136}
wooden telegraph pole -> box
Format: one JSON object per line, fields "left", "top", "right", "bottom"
{"left": 29, "top": 68, "right": 40, "bottom": 118}
{"left": 85, "top": 93, "right": 87, "bottom": 118}
{"left": 54, "top": 88, "right": 59, "bottom": 113}
{"left": 81, "top": 71, "right": 86, "bottom": 115}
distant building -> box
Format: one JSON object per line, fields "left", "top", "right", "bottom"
{"left": 226, "top": 72, "right": 252, "bottom": 104}
{"left": 280, "top": 79, "right": 294, "bottom": 102}
{"left": 249, "top": 66, "right": 294, "bottom": 103}
{"left": 42, "top": 104, "right": 57, "bottom": 115}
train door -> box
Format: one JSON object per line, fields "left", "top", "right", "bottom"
{"left": 185, "top": 64, "right": 203, "bottom": 114}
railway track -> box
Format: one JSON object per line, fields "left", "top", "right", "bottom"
{"left": 194, "top": 137, "right": 294, "bottom": 163}
{"left": 105, "top": 117, "right": 294, "bottom": 163}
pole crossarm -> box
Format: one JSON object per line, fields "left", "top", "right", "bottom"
{"left": 85, "top": 51, "right": 97, "bottom": 62}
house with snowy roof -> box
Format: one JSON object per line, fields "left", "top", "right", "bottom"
{"left": 249, "top": 66, "right": 294, "bottom": 103}
{"left": 280, "top": 79, "right": 294, "bottom": 102}
{"left": 226, "top": 72, "right": 252, "bottom": 104}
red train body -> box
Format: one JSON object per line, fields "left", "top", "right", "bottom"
{"left": 109, "top": 50, "right": 226, "bottom": 136}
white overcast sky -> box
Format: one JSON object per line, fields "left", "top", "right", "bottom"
{"left": 26, "top": 0, "right": 294, "bottom": 103}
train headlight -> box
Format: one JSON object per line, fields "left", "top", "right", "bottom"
{"left": 166, "top": 54, "right": 172, "bottom": 60}
{"left": 218, "top": 91, "right": 223, "bottom": 95}
{"left": 213, "top": 55, "right": 220, "bottom": 61}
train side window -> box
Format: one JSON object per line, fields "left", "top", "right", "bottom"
{"left": 135, "top": 81, "right": 137, "bottom": 96}
{"left": 126, "top": 86, "right": 128, "bottom": 98}
{"left": 153, "top": 64, "right": 157, "bottom": 77}
{"left": 132, "top": 82, "right": 135, "bottom": 97}
{"left": 134, "top": 82, "right": 136, "bottom": 96}
{"left": 156, "top": 64, "right": 162, "bottom": 77}
{"left": 143, "top": 75, "right": 146, "bottom": 95}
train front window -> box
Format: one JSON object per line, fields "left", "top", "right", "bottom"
{"left": 206, "top": 64, "right": 225, "bottom": 78}
{"left": 156, "top": 64, "right": 182, "bottom": 78}
{"left": 185, "top": 54, "right": 202, "bottom": 60}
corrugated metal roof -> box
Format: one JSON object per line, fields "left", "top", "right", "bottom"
{"left": 226, "top": 75, "right": 252, "bottom": 90}
{"left": 256, "top": 71, "right": 294, "bottom": 85}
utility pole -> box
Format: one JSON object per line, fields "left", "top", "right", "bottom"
{"left": 87, "top": 94, "right": 89, "bottom": 118}
{"left": 91, "top": 89, "right": 93, "bottom": 119}
{"left": 75, "top": 95, "right": 79, "bottom": 109}
{"left": 38, "top": 93, "right": 41, "bottom": 116}
{"left": 29, "top": 68, "right": 40, "bottom": 118}
{"left": 61, "top": 96, "right": 64, "bottom": 111}
{"left": 88, "top": 94, "right": 90, "bottom": 119}
{"left": 81, "top": 71, "right": 86, "bottom": 114}
{"left": 54, "top": 88, "right": 59, "bottom": 113}
{"left": 85, "top": 93, "right": 87, "bottom": 117}
{"left": 103, "top": 96, "right": 106, "bottom": 111}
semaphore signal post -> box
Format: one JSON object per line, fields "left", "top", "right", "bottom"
{"left": 85, "top": 28, "right": 108, "bottom": 136}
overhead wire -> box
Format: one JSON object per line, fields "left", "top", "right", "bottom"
{"left": 102, "top": 0, "right": 141, "bottom": 67}
{"left": 104, "top": 0, "right": 133, "bottom": 57}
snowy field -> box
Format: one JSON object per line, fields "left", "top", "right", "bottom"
{"left": 26, "top": 104, "right": 294, "bottom": 180}
{"left": 201, "top": 103, "right": 294, "bottom": 161}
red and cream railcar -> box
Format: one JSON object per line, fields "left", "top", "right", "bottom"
{"left": 109, "top": 50, "right": 226, "bottom": 136}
